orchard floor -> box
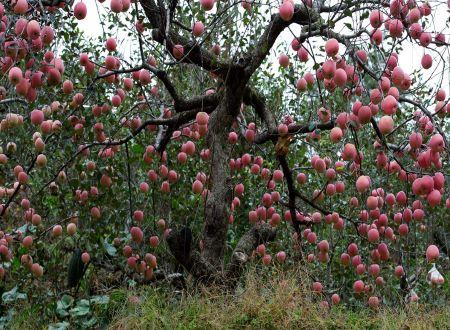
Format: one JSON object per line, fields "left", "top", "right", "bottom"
{"left": 9, "top": 267, "right": 450, "bottom": 330}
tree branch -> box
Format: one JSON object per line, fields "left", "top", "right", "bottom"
{"left": 0, "top": 98, "right": 27, "bottom": 106}
{"left": 244, "top": 4, "right": 322, "bottom": 78}
{"left": 225, "top": 223, "right": 276, "bottom": 282}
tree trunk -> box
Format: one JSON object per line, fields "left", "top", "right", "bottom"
{"left": 201, "top": 88, "right": 241, "bottom": 269}
{"left": 165, "top": 83, "right": 279, "bottom": 281}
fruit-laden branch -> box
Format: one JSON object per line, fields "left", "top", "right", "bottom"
{"left": 244, "top": 87, "right": 361, "bottom": 233}
{"left": 243, "top": 87, "right": 335, "bottom": 145}
{"left": 36, "top": 104, "right": 217, "bottom": 194}
{"left": 325, "top": 29, "right": 449, "bottom": 155}
{"left": 0, "top": 154, "right": 38, "bottom": 217}
{"left": 369, "top": 118, "right": 434, "bottom": 177}
{"left": 244, "top": 3, "right": 321, "bottom": 78}
{"left": 144, "top": 64, "right": 220, "bottom": 112}
{"left": 154, "top": 102, "right": 218, "bottom": 152}
{"left": 243, "top": 87, "right": 331, "bottom": 232}
{"left": 1, "top": 128, "right": 59, "bottom": 217}
{"left": 95, "top": 64, "right": 182, "bottom": 105}
{"left": 254, "top": 121, "right": 335, "bottom": 144}
{"left": 242, "top": 88, "right": 302, "bottom": 232}
{"left": 398, "top": 97, "right": 449, "bottom": 152}
{"left": 278, "top": 155, "right": 302, "bottom": 233}
{"left": 140, "top": 0, "right": 326, "bottom": 80}
{"left": 151, "top": 30, "right": 233, "bottom": 76}
{"left": 95, "top": 64, "right": 221, "bottom": 112}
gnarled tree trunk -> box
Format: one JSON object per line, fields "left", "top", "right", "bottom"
{"left": 202, "top": 81, "right": 245, "bottom": 269}
{"left": 141, "top": 0, "right": 313, "bottom": 282}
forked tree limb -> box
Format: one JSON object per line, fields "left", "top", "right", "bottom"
{"left": 225, "top": 223, "right": 276, "bottom": 283}
{"left": 166, "top": 223, "right": 276, "bottom": 284}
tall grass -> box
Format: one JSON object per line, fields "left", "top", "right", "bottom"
{"left": 108, "top": 267, "right": 449, "bottom": 330}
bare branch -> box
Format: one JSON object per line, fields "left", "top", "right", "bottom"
{"left": 0, "top": 98, "right": 28, "bottom": 106}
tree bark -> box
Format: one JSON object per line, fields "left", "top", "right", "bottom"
{"left": 201, "top": 86, "right": 243, "bottom": 270}
{"left": 226, "top": 223, "right": 276, "bottom": 283}
{"left": 167, "top": 222, "right": 276, "bottom": 284}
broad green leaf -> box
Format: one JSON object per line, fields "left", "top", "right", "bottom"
{"left": 90, "top": 295, "right": 110, "bottom": 305}
{"left": 48, "top": 322, "right": 70, "bottom": 330}
{"left": 103, "top": 239, "right": 117, "bottom": 256}
{"left": 2, "top": 286, "right": 27, "bottom": 303}
{"left": 59, "top": 294, "right": 74, "bottom": 309}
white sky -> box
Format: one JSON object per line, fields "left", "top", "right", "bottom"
{"left": 75, "top": 1, "right": 450, "bottom": 96}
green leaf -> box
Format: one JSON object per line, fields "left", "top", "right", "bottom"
{"left": 70, "top": 306, "right": 90, "bottom": 317}
{"left": 11, "top": 256, "right": 21, "bottom": 270}
{"left": 55, "top": 306, "right": 69, "bottom": 318}
{"left": 2, "top": 286, "right": 27, "bottom": 303}
{"left": 59, "top": 294, "right": 74, "bottom": 309}
{"left": 78, "top": 299, "right": 90, "bottom": 307}
{"left": 90, "top": 295, "right": 109, "bottom": 305}
{"left": 360, "top": 11, "right": 369, "bottom": 20}
{"left": 344, "top": 22, "right": 353, "bottom": 31}
{"left": 70, "top": 300, "right": 90, "bottom": 317}
{"left": 16, "top": 223, "right": 29, "bottom": 233}
{"left": 131, "top": 143, "right": 144, "bottom": 154}
{"left": 82, "top": 317, "right": 98, "bottom": 327}
{"left": 103, "top": 239, "right": 117, "bottom": 256}
{"left": 0, "top": 309, "right": 14, "bottom": 327}
{"left": 48, "top": 322, "right": 70, "bottom": 330}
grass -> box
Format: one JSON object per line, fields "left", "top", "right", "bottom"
{"left": 6, "top": 267, "right": 449, "bottom": 329}
{"left": 108, "top": 268, "right": 449, "bottom": 330}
